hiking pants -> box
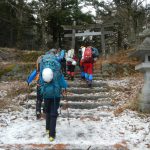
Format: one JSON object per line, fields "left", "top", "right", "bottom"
{"left": 67, "top": 65, "right": 75, "bottom": 77}
{"left": 36, "top": 86, "right": 43, "bottom": 114}
{"left": 83, "top": 63, "right": 93, "bottom": 81}
{"left": 61, "top": 59, "right": 66, "bottom": 76}
{"left": 80, "top": 66, "right": 85, "bottom": 78}
{"left": 44, "top": 98, "right": 60, "bottom": 138}
{"left": 83, "top": 63, "right": 93, "bottom": 74}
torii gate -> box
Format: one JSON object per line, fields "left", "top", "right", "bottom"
{"left": 62, "top": 21, "right": 114, "bottom": 53}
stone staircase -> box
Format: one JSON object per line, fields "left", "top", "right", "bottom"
{"left": 28, "top": 69, "right": 115, "bottom": 117}
{"left": 23, "top": 69, "right": 119, "bottom": 149}
{"left": 0, "top": 69, "right": 122, "bottom": 150}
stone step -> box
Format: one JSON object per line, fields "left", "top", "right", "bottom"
{"left": 60, "top": 101, "right": 114, "bottom": 109}
{"left": 32, "top": 86, "right": 109, "bottom": 94}
{"left": 65, "top": 77, "right": 104, "bottom": 81}
{"left": 93, "top": 77, "right": 104, "bottom": 80}
{"left": 28, "top": 92, "right": 110, "bottom": 101}
{"left": 62, "top": 94, "right": 110, "bottom": 101}
{"left": 75, "top": 74, "right": 101, "bottom": 78}
{"left": 60, "top": 109, "right": 113, "bottom": 118}
{"left": 68, "top": 81, "right": 107, "bottom": 88}
{"left": 67, "top": 87, "right": 109, "bottom": 94}
{"left": 25, "top": 98, "right": 114, "bottom": 111}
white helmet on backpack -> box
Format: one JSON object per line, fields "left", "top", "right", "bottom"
{"left": 42, "top": 68, "right": 53, "bottom": 83}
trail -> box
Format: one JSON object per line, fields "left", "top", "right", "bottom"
{"left": 0, "top": 71, "right": 150, "bottom": 150}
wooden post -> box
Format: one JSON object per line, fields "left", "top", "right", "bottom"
{"left": 71, "top": 21, "right": 76, "bottom": 49}
{"left": 62, "top": 24, "right": 114, "bottom": 52}
{"left": 101, "top": 26, "right": 105, "bottom": 57}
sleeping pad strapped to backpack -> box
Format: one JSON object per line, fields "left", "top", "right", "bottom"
{"left": 39, "top": 54, "right": 62, "bottom": 99}
{"left": 27, "top": 69, "right": 37, "bottom": 85}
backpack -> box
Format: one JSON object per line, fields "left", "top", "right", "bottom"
{"left": 83, "top": 47, "right": 93, "bottom": 62}
{"left": 39, "top": 54, "right": 62, "bottom": 99}
{"left": 67, "top": 49, "right": 74, "bottom": 59}
{"left": 59, "top": 49, "right": 66, "bottom": 62}
{"left": 92, "top": 47, "right": 99, "bottom": 58}
{"left": 78, "top": 48, "right": 82, "bottom": 61}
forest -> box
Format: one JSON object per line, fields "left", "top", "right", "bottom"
{"left": 0, "top": 0, "right": 150, "bottom": 149}
{"left": 0, "top": 0, "right": 149, "bottom": 51}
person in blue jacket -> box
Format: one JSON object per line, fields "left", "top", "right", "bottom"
{"left": 56, "top": 48, "right": 67, "bottom": 76}
{"left": 39, "top": 53, "right": 68, "bottom": 142}
{"left": 44, "top": 75, "right": 67, "bottom": 142}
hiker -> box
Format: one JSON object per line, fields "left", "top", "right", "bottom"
{"left": 56, "top": 48, "right": 67, "bottom": 76}
{"left": 39, "top": 53, "right": 68, "bottom": 142}
{"left": 35, "top": 55, "right": 44, "bottom": 119}
{"left": 26, "top": 55, "right": 44, "bottom": 119}
{"left": 35, "top": 49, "right": 57, "bottom": 119}
{"left": 66, "top": 48, "right": 77, "bottom": 81}
{"left": 78, "top": 46, "right": 85, "bottom": 80}
{"left": 81, "top": 46, "right": 99, "bottom": 87}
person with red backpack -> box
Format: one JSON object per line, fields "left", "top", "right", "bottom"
{"left": 81, "top": 46, "right": 93, "bottom": 87}
{"left": 81, "top": 45, "right": 99, "bottom": 87}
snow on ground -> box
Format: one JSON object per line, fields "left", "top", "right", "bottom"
{"left": 0, "top": 77, "right": 150, "bottom": 150}
{"left": 0, "top": 107, "right": 150, "bottom": 149}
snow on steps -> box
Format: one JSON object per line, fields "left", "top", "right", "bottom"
{"left": 28, "top": 73, "right": 114, "bottom": 109}
{"left": 66, "top": 87, "right": 109, "bottom": 94}
{"left": 60, "top": 101, "right": 114, "bottom": 109}
{"left": 67, "top": 81, "right": 107, "bottom": 88}
{"left": 29, "top": 92, "right": 111, "bottom": 100}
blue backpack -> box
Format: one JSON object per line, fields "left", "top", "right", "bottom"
{"left": 39, "top": 54, "right": 62, "bottom": 99}
{"left": 92, "top": 47, "right": 99, "bottom": 58}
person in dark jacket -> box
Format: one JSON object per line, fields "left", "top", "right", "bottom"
{"left": 35, "top": 55, "right": 44, "bottom": 119}
{"left": 66, "top": 49, "right": 77, "bottom": 81}
{"left": 44, "top": 75, "right": 67, "bottom": 141}
{"left": 79, "top": 46, "right": 85, "bottom": 80}
{"left": 56, "top": 48, "right": 67, "bottom": 76}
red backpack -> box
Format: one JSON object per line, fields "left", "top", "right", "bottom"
{"left": 83, "top": 47, "right": 93, "bottom": 62}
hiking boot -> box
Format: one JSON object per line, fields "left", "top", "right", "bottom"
{"left": 81, "top": 76, "right": 85, "bottom": 81}
{"left": 71, "top": 76, "right": 74, "bottom": 81}
{"left": 87, "top": 80, "right": 92, "bottom": 88}
{"left": 36, "top": 111, "right": 41, "bottom": 119}
{"left": 49, "top": 137, "right": 55, "bottom": 142}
